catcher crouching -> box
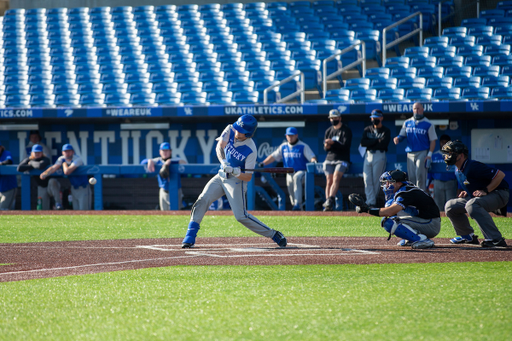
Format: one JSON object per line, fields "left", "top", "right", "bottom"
{"left": 349, "top": 170, "right": 441, "bottom": 249}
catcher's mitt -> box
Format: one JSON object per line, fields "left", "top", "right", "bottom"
{"left": 348, "top": 193, "right": 369, "bottom": 213}
{"left": 159, "top": 164, "right": 170, "bottom": 179}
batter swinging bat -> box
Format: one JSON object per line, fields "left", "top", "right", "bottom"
{"left": 244, "top": 167, "right": 294, "bottom": 174}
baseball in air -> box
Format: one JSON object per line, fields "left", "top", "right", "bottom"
{"left": 89, "top": 177, "right": 97, "bottom": 185}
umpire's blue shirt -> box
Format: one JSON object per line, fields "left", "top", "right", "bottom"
{"left": 455, "top": 159, "right": 509, "bottom": 198}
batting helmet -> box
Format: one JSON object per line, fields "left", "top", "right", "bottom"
{"left": 441, "top": 140, "right": 468, "bottom": 165}
{"left": 233, "top": 114, "right": 258, "bottom": 138}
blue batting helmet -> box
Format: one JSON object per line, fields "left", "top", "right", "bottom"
{"left": 233, "top": 114, "right": 258, "bottom": 138}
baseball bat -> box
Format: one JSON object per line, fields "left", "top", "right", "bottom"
{"left": 244, "top": 167, "right": 294, "bottom": 174}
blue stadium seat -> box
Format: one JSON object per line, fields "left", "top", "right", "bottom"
{"left": 104, "top": 93, "right": 130, "bottom": 106}
{"left": 233, "top": 90, "right": 259, "bottom": 104}
{"left": 429, "top": 46, "right": 456, "bottom": 58}
{"left": 30, "top": 94, "right": 55, "bottom": 108}
{"left": 102, "top": 83, "right": 128, "bottom": 94}
{"left": 390, "top": 67, "right": 417, "bottom": 79}
{"left": 457, "top": 45, "right": 484, "bottom": 57}
{"left": 444, "top": 66, "right": 472, "bottom": 78}
{"left": 481, "top": 75, "right": 509, "bottom": 87}
{"left": 480, "top": 9, "right": 505, "bottom": 19}
{"left": 453, "top": 76, "right": 481, "bottom": 89}
{"left": 405, "top": 88, "right": 433, "bottom": 101}
{"left": 207, "top": 92, "right": 234, "bottom": 105}
{"left": 155, "top": 92, "right": 182, "bottom": 106}
{"left": 344, "top": 78, "right": 371, "bottom": 90}
{"left": 436, "top": 55, "right": 464, "bottom": 68}
{"left": 80, "top": 93, "right": 105, "bottom": 107}
{"left": 449, "top": 36, "right": 476, "bottom": 47}
{"left": 484, "top": 44, "right": 511, "bottom": 56}
{"left": 385, "top": 56, "right": 410, "bottom": 69}
{"left": 202, "top": 81, "right": 229, "bottom": 93}
{"left": 492, "top": 54, "right": 512, "bottom": 66}
{"left": 77, "top": 83, "right": 102, "bottom": 95}
{"left": 417, "top": 66, "right": 444, "bottom": 78}
{"left": 442, "top": 27, "right": 467, "bottom": 37}
{"left": 468, "top": 25, "right": 494, "bottom": 37}
{"left": 423, "top": 36, "right": 449, "bottom": 47}
{"left": 397, "top": 77, "right": 426, "bottom": 90}
{"left": 461, "top": 18, "right": 487, "bottom": 27}
{"left": 5, "top": 94, "right": 30, "bottom": 108}
{"left": 404, "top": 46, "right": 429, "bottom": 58}
{"left": 349, "top": 89, "right": 380, "bottom": 103}
{"left": 461, "top": 86, "right": 490, "bottom": 100}
{"left": 370, "top": 77, "right": 397, "bottom": 90}
{"left": 475, "top": 35, "right": 502, "bottom": 47}
{"left": 365, "top": 67, "right": 390, "bottom": 79}
{"left": 494, "top": 24, "right": 512, "bottom": 35}
{"left": 433, "top": 87, "right": 461, "bottom": 101}
{"left": 130, "top": 92, "right": 157, "bottom": 106}
{"left": 354, "top": 29, "right": 380, "bottom": 60}
{"left": 464, "top": 55, "right": 492, "bottom": 67}
{"left": 378, "top": 88, "right": 405, "bottom": 102}
{"left": 409, "top": 56, "right": 437, "bottom": 68}
{"left": 55, "top": 93, "right": 80, "bottom": 107}
{"left": 323, "top": 88, "right": 351, "bottom": 103}
{"left": 473, "top": 65, "right": 500, "bottom": 77}
{"left": 490, "top": 86, "right": 512, "bottom": 99}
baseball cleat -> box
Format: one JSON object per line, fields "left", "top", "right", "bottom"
{"left": 480, "top": 238, "right": 507, "bottom": 248}
{"left": 450, "top": 234, "right": 479, "bottom": 245}
{"left": 181, "top": 243, "right": 194, "bottom": 249}
{"left": 272, "top": 231, "right": 287, "bottom": 247}
{"left": 411, "top": 238, "right": 435, "bottom": 249}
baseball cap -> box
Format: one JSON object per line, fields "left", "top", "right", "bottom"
{"left": 160, "top": 142, "right": 171, "bottom": 150}
{"left": 31, "top": 144, "right": 43, "bottom": 153}
{"left": 285, "top": 127, "right": 298, "bottom": 135}
{"left": 370, "top": 109, "right": 383, "bottom": 118}
{"left": 62, "top": 144, "right": 74, "bottom": 151}
{"left": 328, "top": 109, "right": 341, "bottom": 118}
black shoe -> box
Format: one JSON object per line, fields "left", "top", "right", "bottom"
{"left": 493, "top": 205, "right": 508, "bottom": 217}
{"left": 322, "top": 197, "right": 334, "bottom": 211}
{"left": 272, "top": 231, "right": 287, "bottom": 247}
{"left": 481, "top": 238, "right": 507, "bottom": 248}
{"left": 182, "top": 243, "right": 194, "bottom": 248}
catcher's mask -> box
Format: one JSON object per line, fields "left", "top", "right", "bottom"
{"left": 441, "top": 140, "right": 468, "bottom": 166}
{"left": 380, "top": 170, "right": 408, "bottom": 192}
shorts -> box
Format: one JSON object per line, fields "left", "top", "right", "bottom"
{"left": 323, "top": 160, "right": 349, "bottom": 175}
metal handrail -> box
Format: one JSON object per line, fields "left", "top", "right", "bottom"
{"left": 382, "top": 11, "right": 423, "bottom": 66}
{"left": 263, "top": 71, "right": 305, "bottom": 104}
{"left": 322, "top": 41, "right": 366, "bottom": 98}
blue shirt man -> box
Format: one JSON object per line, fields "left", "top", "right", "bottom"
{"left": 0, "top": 144, "right": 18, "bottom": 210}
{"left": 261, "top": 127, "right": 317, "bottom": 210}
{"left": 144, "top": 142, "right": 186, "bottom": 210}
{"left": 393, "top": 102, "right": 437, "bottom": 191}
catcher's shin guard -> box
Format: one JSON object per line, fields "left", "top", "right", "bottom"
{"left": 381, "top": 217, "right": 422, "bottom": 243}
{"left": 182, "top": 221, "right": 200, "bottom": 247}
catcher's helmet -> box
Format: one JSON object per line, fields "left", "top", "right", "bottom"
{"left": 233, "top": 114, "right": 258, "bottom": 138}
{"left": 380, "top": 170, "right": 408, "bottom": 188}
{"left": 441, "top": 140, "right": 468, "bottom": 165}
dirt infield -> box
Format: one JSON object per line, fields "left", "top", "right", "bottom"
{"left": 1, "top": 236, "right": 510, "bottom": 282}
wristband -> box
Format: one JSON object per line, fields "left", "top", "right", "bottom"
{"left": 368, "top": 208, "right": 380, "bottom": 217}
{"left": 427, "top": 151, "right": 433, "bottom": 157}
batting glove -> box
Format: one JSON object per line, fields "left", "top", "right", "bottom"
{"left": 223, "top": 165, "right": 233, "bottom": 174}
{"left": 232, "top": 167, "right": 241, "bottom": 177}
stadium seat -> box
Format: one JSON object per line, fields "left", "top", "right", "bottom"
{"left": 480, "top": 9, "right": 505, "bottom": 19}
{"left": 423, "top": 36, "right": 449, "bottom": 47}
{"left": 464, "top": 55, "right": 491, "bottom": 68}
{"left": 344, "top": 78, "right": 371, "bottom": 90}
{"left": 436, "top": 55, "right": 464, "bottom": 68}
{"left": 233, "top": 90, "right": 259, "bottom": 104}
{"left": 207, "top": 92, "right": 234, "bottom": 105}
{"left": 467, "top": 25, "right": 494, "bottom": 37}
{"left": 444, "top": 66, "right": 472, "bottom": 78}
{"left": 481, "top": 75, "right": 510, "bottom": 87}
{"left": 80, "top": 93, "right": 105, "bottom": 107}
{"left": 378, "top": 88, "right": 405, "bottom": 102}
{"left": 385, "top": 57, "right": 410, "bottom": 69}
{"left": 449, "top": 36, "right": 476, "bottom": 47}
{"left": 130, "top": 92, "right": 157, "bottom": 106}
{"left": 390, "top": 67, "right": 417, "bottom": 79}
{"left": 349, "top": 89, "right": 379, "bottom": 103}
{"left": 417, "top": 66, "right": 444, "bottom": 79}
{"left": 405, "top": 88, "right": 433, "bottom": 101}
{"left": 30, "top": 94, "right": 55, "bottom": 108}
{"left": 429, "top": 46, "right": 456, "bottom": 58}
{"left": 490, "top": 86, "right": 512, "bottom": 99}
{"left": 453, "top": 76, "right": 481, "bottom": 89}
{"left": 484, "top": 44, "right": 511, "bottom": 56}
{"left": 397, "top": 77, "right": 426, "bottom": 90}
{"left": 473, "top": 65, "right": 500, "bottom": 77}
{"left": 457, "top": 45, "right": 484, "bottom": 57}
{"left": 323, "top": 88, "right": 351, "bottom": 103}
{"left": 492, "top": 54, "right": 512, "bottom": 66}
{"left": 404, "top": 46, "right": 429, "bottom": 58}
{"left": 461, "top": 18, "right": 488, "bottom": 27}
{"left": 55, "top": 93, "right": 80, "bottom": 107}
{"left": 442, "top": 27, "right": 467, "bottom": 37}
{"left": 433, "top": 87, "right": 461, "bottom": 101}
{"left": 370, "top": 77, "right": 397, "bottom": 90}
{"left": 104, "top": 93, "right": 131, "bottom": 106}
{"left": 461, "top": 86, "right": 490, "bottom": 100}
{"left": 365, "top": 67, "right": 390, "bottom": 79}
{"left": 409, "top": 56, "right": 437, "bottom": 68}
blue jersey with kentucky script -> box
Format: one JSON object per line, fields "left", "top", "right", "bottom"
{"left": 224, "top": 128, "right": 253, "bottom": 170}
{"left": 431, "top": 150, "right": 457, "bottom": 182}
{"left": 271, "top": 140, "right": 315, "bottom": 171}
{"left": 455, "top": 159, "right": 509, "bottom": 198}
{"left": 0, "top": 151, "right": 17, "bottom": 192}
{"left": 398, "top": 117, "right": 436, "bottom": 152}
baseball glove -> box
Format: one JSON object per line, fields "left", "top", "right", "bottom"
{"left": 348, "top": 193, "right": 369, "bottom": 213}
{"left": 159, "top": 164, "right": 170, "bottom": 179}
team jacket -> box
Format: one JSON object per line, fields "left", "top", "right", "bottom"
{"left": 397, "top": 117, "right": 437, "bottom": 152}
{"left": 360, "top": 124, "right": 391, "bottom": 152}
{"left": 17, "top": 156, "right": 51, "bottom": 187}
{"left": 392, "top": 183, "right": 441, "bottom": 219}
{"left": 0, "top": 150, "right": 17, "bottom": 192}
{"left": 270, "top": 140, "right": 316, "bottom": 171}
{"left": 324, "top": 123, "right": 352, "bottom": 162}
{"left": 55, "top": 154, "right": 89, "bottom": 189}
{"left": 455, "top": 159, "right": 509, "bottom": 198}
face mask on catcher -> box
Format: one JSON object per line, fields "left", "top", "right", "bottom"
{"left": 331, "top": 119, "right": 340, "bottom": 126}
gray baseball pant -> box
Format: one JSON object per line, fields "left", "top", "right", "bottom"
{"left": 407, "top": 150, "right": 428, "bottom": 191}
{"left": 38, "top": 178, "right": 62, "bottom": 210}
{"left": 0, "top": 188, "right": 17, "bottom": 210}
{"left": 445, "top": 189, "right": 509, "bottom": 241}
{"left": 190, "top": 173, "right": 275, "bottom": 238}
{"left": 396, "top": 211, "right": 441, "bottom": 238}
{"left": 363, "top": 150, "right": 386, "bottom": 206}
{"left": 159, "top": 187, "right": 183, "bottom": 210}
{"left": 286, "top": 170, "right": 305, "bottom": 207}
{"left": 433, "top": 179, "right": 458, "bottom": 212}
{"left": 71, "top": 185, "right": 92, "bottom": 210}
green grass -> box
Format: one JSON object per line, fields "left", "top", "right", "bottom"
{"left": 1, "top": 215, "right": 511, "bottom": 243}
{"left": 1, "top": 215, "right": 512, "bottom": 340}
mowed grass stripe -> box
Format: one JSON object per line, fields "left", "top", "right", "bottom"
{"left": 0, "top": 215, "right": 511, "bottom": 243}
{"left": 1, "top": 262, "right": 511, "bottom": 341}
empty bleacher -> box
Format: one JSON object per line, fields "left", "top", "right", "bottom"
{"left": 2, "top": 0, "right": 511, "bottom": 107}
